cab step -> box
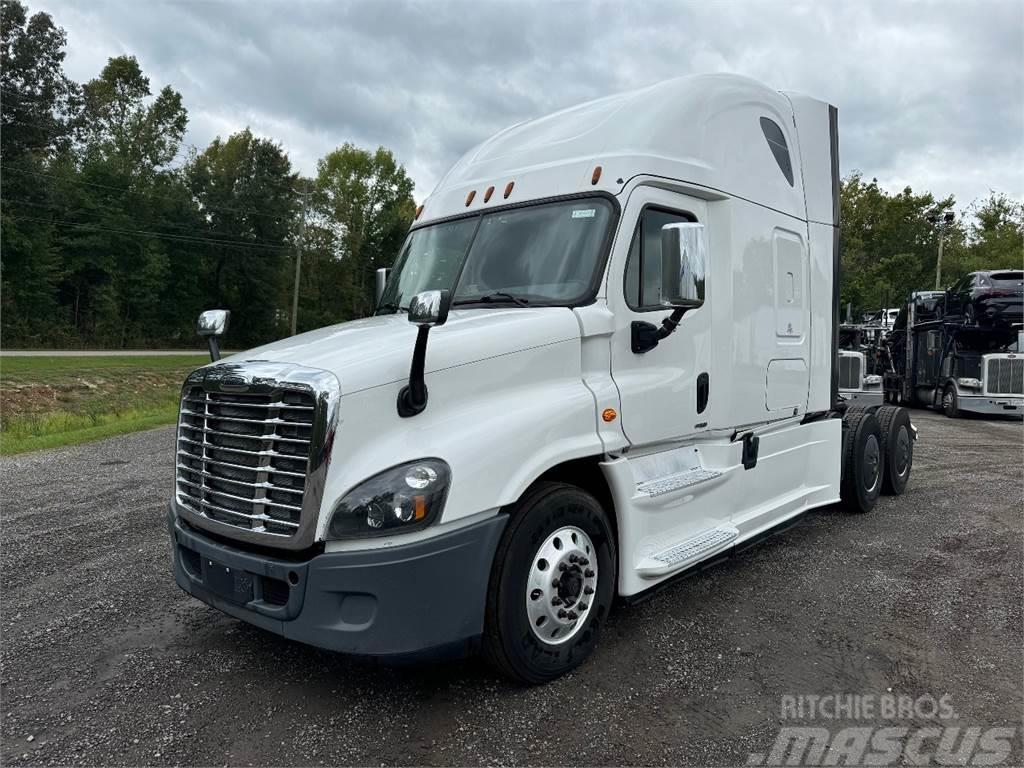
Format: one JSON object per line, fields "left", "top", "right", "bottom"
{"left": 636, "top": 467, "right": 722, "bottom": 497}
{"left": 637, "top": 526, "right": 738, "bottom": 578}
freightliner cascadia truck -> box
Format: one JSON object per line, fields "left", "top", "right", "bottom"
{"left": 169, "top": 74, "right": 916, "bottom": 683}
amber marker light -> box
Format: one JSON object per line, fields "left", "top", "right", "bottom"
{"left": 415, "top": 204, "right": 424, "bottom": 220}
{"left": 465, "top": 190, "right": 476, "bottom": 206}
{"left": 591, "top": 165, "right": 602, "bottom": 185}
{"left": 484, "top": 185, "right": 495, "bottom": 202}
{"left": 602, "top": 408, "right": 617, "bottom": 422}
{"left": 504, "top": 181, "right": 515, "bottom": 199}
{"left": 414, "top": 496, "right": 427, "bottom": 520}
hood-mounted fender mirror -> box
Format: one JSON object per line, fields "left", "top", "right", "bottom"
{"left": 397, "top": 290, "right": 451, "bottom": 417}
{"left": 197, "top": 309, "right": 230, "bottom": 362}
{"left": 632, "top": 222, "right": 707, "bottom": 354}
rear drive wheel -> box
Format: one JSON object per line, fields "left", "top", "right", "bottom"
{"left": 942, "top": 384, "right": 960, "bottom": 418}
{"left": 483, "top": 482, "right": 616, "bottom": 684}
{"left": 877, "top": 405, "right": 913, "bottom": 495}
{"left": 841, "top": 410, "right": 883, "bottom": 513}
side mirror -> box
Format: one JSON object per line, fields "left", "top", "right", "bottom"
{"left": 397, "top": 290, "right": 451, "bottom": 418}
{"left": 375, "top": 267, "right": 390, "bottom": 307}
{"left": 407, "top": 289, "right": 451, "bottom": 327}
{"left": 632, "top": 223, "right": 708, "bottom": 354}
{"left": 197, "top": 309, "right": 230, "bottom": 362}
{"left": 661, "top": 222, "right": 707, "bottom": 309}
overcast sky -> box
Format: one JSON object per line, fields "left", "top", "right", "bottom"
{"left": 35, "top": 0, "right": 1024, "bottom": 216}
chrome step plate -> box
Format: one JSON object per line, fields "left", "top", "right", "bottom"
{"left": 651, "top": 527, "right": 736, "bottom": 566}
{"left": 636, "top": 468, "right": 722, "bottom": 497}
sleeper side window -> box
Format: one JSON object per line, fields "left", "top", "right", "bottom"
{"left": 624, "top": 208, "right": 695, "bottom": 310}
{"left": 760, "top": 117, "right": 795, "bottom": 187}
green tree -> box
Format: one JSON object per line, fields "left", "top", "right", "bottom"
{"left": 186, "top": 128, "right": 297, "bottom": 347}
{"left": 839, "top": 172, "right": 965, "bottom": 312}
{"left": 314, "top": 144, "right": 415, "bottom": 320}
{"left": 1, "top": 0, "right": 79, "bottom": 345}
{"left": 961, "top": 192, "right": 1024, "bottom": 273}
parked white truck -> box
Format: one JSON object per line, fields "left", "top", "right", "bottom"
{"left": 169, "top": 74, "right": 915, "bottom": 683}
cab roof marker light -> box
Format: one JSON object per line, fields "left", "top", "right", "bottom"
{"left": 504, "top": 181, "right": 514, "bottom": 199}
{"left": 484, "top": 185, "right": 495, "bottom": 203}
{"left": 465, "top": 190, "right": 476, "bottom": 207}
{"left": 591, "top": 165, "right": 602, "bottom": 185}
{"left": 415, "top": 204, "right": 424, "bottom": 220}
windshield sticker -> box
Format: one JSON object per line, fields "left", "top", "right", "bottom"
{"left": 572, "top": 209, "right": 596, "bottom": 219}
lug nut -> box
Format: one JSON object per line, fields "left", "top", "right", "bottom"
{"left": 557, "top": 609, "right": 568, "bottom": 619}
{"left": 568, "top": 554, "right": 578, "bottom": 564}
{"left": 584, "top": 568, "right": 595, "bottom": 578}
{"left": 578, "top": 602, "right": 589, "bottom": 611}
{"left": 567, "top": 610, "right": 579, "bottom": 620}
{"left": 583, "top": 585, "right": 594, "bottom": 595}
{"left": 579, "top": 557, "right": 590, "bottom": 566}
{"left": 551, "top": 596, "right": 563, "bottom": 606}
{"left": 558, "top": 562, "right": 568, "bottom": 572}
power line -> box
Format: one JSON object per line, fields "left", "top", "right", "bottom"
{"left": 8, "top": 214, "right": 294, "bottom": 253}
{"left": 4, "top": 196, "right": 296, "bottom": 246}
{"left": 1, "top": 163, "right": 296, "bottom": 222}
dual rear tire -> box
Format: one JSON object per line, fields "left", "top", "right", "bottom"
{"left": 840, "top": 405, "right": 913, "bottom": 513}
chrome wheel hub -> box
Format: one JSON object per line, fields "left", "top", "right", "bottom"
{"left": 894, "top": 425, "right": 911, "bottom": 476}
{"left": 525, "top": 526, "right": 597, "bottom": 645}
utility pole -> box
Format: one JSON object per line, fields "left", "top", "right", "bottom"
{"left": 291, "top": 181, "right": 313, "bottom": 336}
{"left": 928, "top": 210, "right": 955, "bottom": 290}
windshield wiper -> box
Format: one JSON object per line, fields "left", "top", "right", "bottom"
{"left": 453, "top": 292, "right": 530, "bottom": 308}
{"left": 375, "top": 303, "right": 407, "bottom": 314}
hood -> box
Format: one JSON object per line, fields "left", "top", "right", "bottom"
{"left": 219, "top": 307, "right": 582, "bottom": 395}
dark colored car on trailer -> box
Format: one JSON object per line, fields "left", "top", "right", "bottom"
{"left": 945, "top": 270, "right": 1024, "bottom": 328}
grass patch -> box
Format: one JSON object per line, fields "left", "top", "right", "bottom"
{"left": 0, "top": 355, "right": 204, "bottom": 455}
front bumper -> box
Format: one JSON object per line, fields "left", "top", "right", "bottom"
{"left": 169, "top": 505, "right": 507, "bottom": 659}
{"left": 958, "top": 394, "right": 1024, "bottom": 416}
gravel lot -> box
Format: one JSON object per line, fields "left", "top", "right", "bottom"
{"left": 1, "top": 410, "right": 1021, "bottom": 766}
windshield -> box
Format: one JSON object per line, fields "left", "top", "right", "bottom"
{"left": 378, "top": 197, "right": 615, "bottom": 311}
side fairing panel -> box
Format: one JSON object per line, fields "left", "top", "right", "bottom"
{"left": 806, "top": 221, "right": 837, "bottom": 412}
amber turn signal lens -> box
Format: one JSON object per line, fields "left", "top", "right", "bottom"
{"left": 414, "top": 495, "right": 426, "bottom": 520}
{"left": 465, "top": 190, "right": 476, "bottom": 206}
{"left": 591, "top": 166, "right": 602, "bottom": 185}
{"left": 602, "top": 408, "right": 617, "bottom": 423}
{"left": 504, "top": 181, "right": 514, "bottom": 199}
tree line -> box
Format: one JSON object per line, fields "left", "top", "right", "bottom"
{"left": 1, "top": 1, "right": 1021, "bottom": 349}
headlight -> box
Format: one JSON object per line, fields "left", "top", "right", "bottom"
{"left": 326, "top": 459, "right": 450, "bottom": 540}
{"left": 957, "top": 377, "right": 982, "bottom": 389}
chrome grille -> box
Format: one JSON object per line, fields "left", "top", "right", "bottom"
{"left": 173, "top": 362, "right": 340, "bottom": 549}
{"left": 986, "top": 357, "right": 1024, "bottom": 395}
{"left": 838, "top": 352, "right": 863, "bottom": 391}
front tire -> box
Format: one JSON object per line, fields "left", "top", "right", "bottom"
{"left": 942, "top": 384, "right": 960, "bottom": 418}
{"left": 483, "top": 482, "right": 616, "bottom": 684}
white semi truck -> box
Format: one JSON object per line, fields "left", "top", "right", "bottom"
{"left": 169, "top": 74, "right": 915, "bottom": 683}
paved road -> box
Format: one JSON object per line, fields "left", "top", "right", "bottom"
{"left": 0, "top": 350, "right": 210, "bottom": 357}
{"left": 1, "top": 411, "right": 1021, "bottom": 766}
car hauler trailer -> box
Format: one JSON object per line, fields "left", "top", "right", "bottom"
{"left": 884, "top": 293, "right": 1023, "bottom": 417}
{"left": 168, "top": 74, "right": 916, "bottom": 683}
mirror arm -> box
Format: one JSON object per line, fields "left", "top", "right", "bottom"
{"left": 397, "top": 325, "right": 431, "bottom": 417}
{"left": 206, "top": 336, "right": 222, "bottom": 362}
{"left": 631, "top": 307, "right": 689, "bottom": 354}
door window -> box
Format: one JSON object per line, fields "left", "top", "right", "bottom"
{"left": 624, "top": 208, "right": 695, "bottom": 310}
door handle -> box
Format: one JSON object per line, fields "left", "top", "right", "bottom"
{"left": 697, "top": 372, "right": 709, "bottom": 414}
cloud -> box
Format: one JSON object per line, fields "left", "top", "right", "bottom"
{"left": 34, "top": 0, "right": 1024, "bottom": 213}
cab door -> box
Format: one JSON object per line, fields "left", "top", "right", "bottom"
{"left": 607, "top": 186, "right": 712, "bottom": 447}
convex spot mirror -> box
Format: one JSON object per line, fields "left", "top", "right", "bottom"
{"left": 661, "top": 222, "right": 707, "bottom": 309}
{"left": 407, "top": 289, "right": 451, "bottom": 327}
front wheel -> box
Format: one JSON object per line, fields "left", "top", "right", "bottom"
{"left": 483, "top": 482, "right": 616, "bottom": 684}
{"left": 942, "top": 384, "right": 960, "bottom": 418}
